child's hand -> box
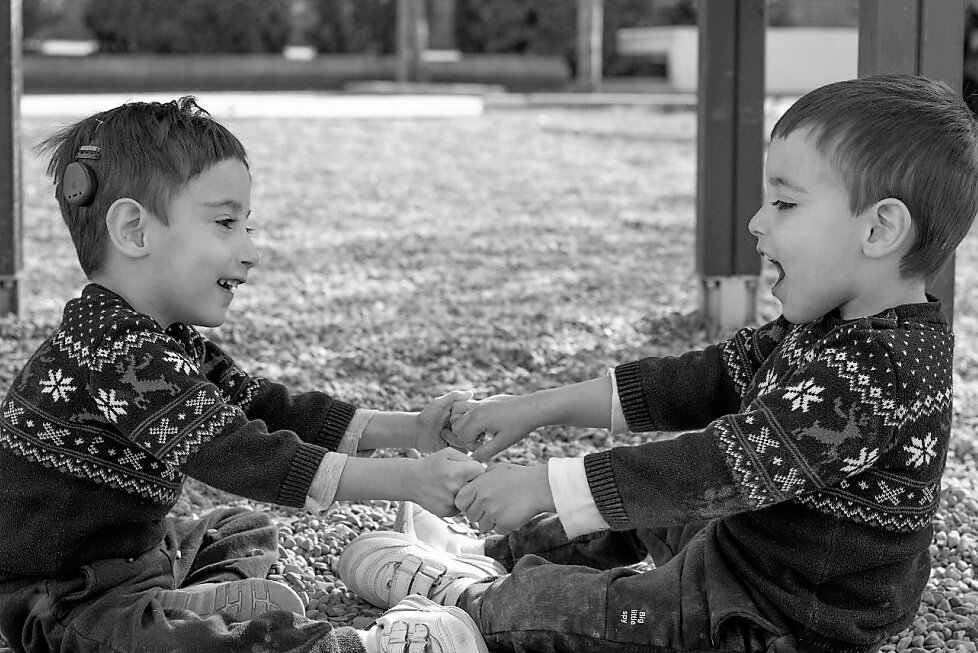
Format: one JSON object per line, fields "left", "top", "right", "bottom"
{"left": 413, "top": 389, "right": 475, "bottom": 452}
{"left": 411, "top": 447, "right": 486, "bottom": 517}
{"left": 450, "top": 394, "right": 538, "bottom": 462}
{"left": 454, "top": 463, "right": 554, "bottom": 534}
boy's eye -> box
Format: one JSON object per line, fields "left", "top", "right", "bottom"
{"left": 771, "top": 200, "right": 796, "bottom": 210}
{"left": 217, "top": 217, "right": 235, "bottom": 229}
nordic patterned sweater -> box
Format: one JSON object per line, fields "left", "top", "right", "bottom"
{"left": 585, "top": 299, "right": 950, "bottom": 649}
{"left": 0, "top": 284, "right": 357, "bottom": 578}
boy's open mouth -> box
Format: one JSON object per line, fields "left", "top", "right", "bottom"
{"left": 218, "top": 279, "right": 242, "bottom": 293}
{"left": 761, "top": 253, "right": 786, "bottom": 285}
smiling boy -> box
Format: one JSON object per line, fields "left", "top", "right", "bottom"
{"left": 0, "top": 98, "right": 489, "bottom": 653}
{"left": 338, "top": 75, "right": 978, "bottom": 652}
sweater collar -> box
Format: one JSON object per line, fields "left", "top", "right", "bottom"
{"left": 79, "top": 283, "right": 203, "bottom": 357}
{"left": 817, "top": 294, "right": 947, "bottom": 332}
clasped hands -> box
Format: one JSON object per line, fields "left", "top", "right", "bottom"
{"left": 416, "top": 391, "right": 553, "bottom": 535}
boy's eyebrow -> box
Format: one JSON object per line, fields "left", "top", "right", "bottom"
{"left": 202, "top": 199, "right": 251, "bottom": 217}
{"left": 768, "top": 176, "right": 807, "bottom": 193}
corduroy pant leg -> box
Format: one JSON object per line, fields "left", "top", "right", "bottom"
{"left": 166, "top": 505, "right": 281, "bottom": 586}
{"left": 0, "top": 508, "right": 367, "bottom": 653}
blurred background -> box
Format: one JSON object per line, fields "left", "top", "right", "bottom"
{"left": 19, "top": 0, "right": 903, "bottom": 96}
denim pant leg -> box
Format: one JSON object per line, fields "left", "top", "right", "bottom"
{"left": 484, "top": 513, "right": 709, "bottom": 572}
{"left": 467, "top": 515, "right": 793, "bottom": 653}
{"left": 0, "top": 507, "right": 367, "bottom": 653}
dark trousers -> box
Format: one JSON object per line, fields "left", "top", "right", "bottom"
{"left": 0, "top": 507, "right": 364, "bottom": 653}
{"left": 460, "top": 514, "right": 799, "bottom": 653}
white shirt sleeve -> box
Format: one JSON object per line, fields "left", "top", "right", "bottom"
{"left": 548, "top": 457, "right": 610, "bottom": 539}
{"left": 304, "top": 452, "right": 349, "bottom": 513}
{"left": 304, "top": 408, "right": 379, "bottom": 512}
{"left": 608, "top": 367, "right": 628, "bottom": 435}
{"left": 337, "top": 408, "right": 379, "bottom": 456}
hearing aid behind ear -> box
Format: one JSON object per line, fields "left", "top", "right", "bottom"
{"left": 63, "top": 145, "right": 101, "bottom": 207}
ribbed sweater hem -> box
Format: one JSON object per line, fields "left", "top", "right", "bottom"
{"left": 614, "top": 361, "right": 656, "bottom": 432}
{"left": 583, "top": 451, "right": 630, "bottom": 529}
{"left": 315, "top": 401, "right": 357, "bottom": 452}
{"left": 277, "top": 444, "right": 327, "bottom": 507}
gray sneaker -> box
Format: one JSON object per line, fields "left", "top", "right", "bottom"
{"left": 368, "top": 595, "right": 488, "bottom": 653}
{"left": 339, "top": 531, "right": 506, "bottom": 609}
{"left": 157, "top": 578, "right": 304, "bottom": 621}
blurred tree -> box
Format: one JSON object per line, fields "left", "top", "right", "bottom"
{"left": 85, "top": 0, "right": 291, "bottom": 53}
{"left": 306, "top": 0, "right": 396, "bottom": 54}
{"left": 23, "top": 0, "right": 57, "bottom": 43}
{"left": 456, "top": 0, "right": 657, "bottom": 74}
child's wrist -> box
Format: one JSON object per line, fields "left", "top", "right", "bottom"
{"left": 409, "top": 412, "right": 434, "bottom": 451}
{"left": 527, "top": 390, "right": 558, "bottom": 431}
{"left": 402, "top": 458, "right": 425, "bottom": 502}
{"left": 532, "top": 464, "right": 556, "bottom": 513}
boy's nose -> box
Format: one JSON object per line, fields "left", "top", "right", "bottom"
{"left": 747, "top": 205, "right": 765, "bottom": 237}
{"left": 241, "top": 233, "right": 259, "bottom": 268}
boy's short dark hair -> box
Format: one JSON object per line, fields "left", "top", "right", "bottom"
{"left": 771, "top": 74, "right": 978, "bottom": 279}
{"left": 38, "top": 96, "right": 249, "bottom": 277}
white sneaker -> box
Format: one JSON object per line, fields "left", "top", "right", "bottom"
{"left": 368, "top": 595, "right": 488, "bottom": 653}
{"left": 339, "top": 532, "right": 506, "bottom": 609}
{"left": 157, "top": 578, "right": 304, "bottom": 621}
{"left": 394, "top": 501, "right": 482, "bottom": 554}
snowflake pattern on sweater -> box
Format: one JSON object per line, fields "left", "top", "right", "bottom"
{"left": 0, "top": 286, "right": 270, "bottom": 505}
{"left": 715, "top": 309, "right": 950, "bottom": 532}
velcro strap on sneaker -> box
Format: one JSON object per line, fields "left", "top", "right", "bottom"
{"left": 392, "top": 554, "right": 448, "bottom": 602}
{"left": 408, "top": 624, "right": 430, "bottom": 653}
{"left": 410, "top": 559, "right": 448, "bottom": 598}
{"left": 390, "top": 556, "right": 421, "bottom": 603}
{"left": 384, "top": 620, "right": 409, "bottom": 652}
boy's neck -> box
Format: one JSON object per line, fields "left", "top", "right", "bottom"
{"left": 89, "top": 269, "right": 166, "bottom": 328}
{"left": 838, "top": 277, "right": 928, "bottom": 320}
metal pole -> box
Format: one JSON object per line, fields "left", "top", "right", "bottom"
{"left": 696, "top": 0, "right": 765, "bottom": 335}
{"left": 0, "top": 0, "right": 22, "bottom": 317}
{"left": 576, "top": 0, "right": 604, "bottom": 92}
{"left": 396, "top": 0, "right": 428, "bottom": 83}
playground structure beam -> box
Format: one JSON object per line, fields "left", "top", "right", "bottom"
{"left": 695, "top": 0, "right": 765, "bottom": 336}
{"left": 858, "top": 0, "right": 964, "bottom": 323}
{"left": 0, "top": 0, "right": 21, "bottom": 318}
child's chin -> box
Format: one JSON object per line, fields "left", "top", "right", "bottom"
{"left": 196, "top": 314, "right": 227, "bottom": 328}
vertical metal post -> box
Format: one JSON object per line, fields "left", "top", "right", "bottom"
{"left": 858, "top": 0, "right": 964, "bottom": 323}
{"left": 396, "top": 0, "right": 428, "bottom": 83}
{"left": 696, "top": 0, "right": 765, "bottom": 335}
{"left": 0, "top": 0, "right": 22, "bottom": 317}
{"left": 576, "top": 0, "right": 604, "bottom": 92}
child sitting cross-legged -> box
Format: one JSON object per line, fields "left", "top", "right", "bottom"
{"left": 0, "top": 97, "right": 491, "bottom": 653}
{"left": 337, "top": 74, "right": 978, "bottom": 653}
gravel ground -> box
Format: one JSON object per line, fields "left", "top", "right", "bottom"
{"left": 2, "top": 107, "right": 978, "bottom": 651}
{"left": 160, "top": 438, "right": 978, "bottom": 653}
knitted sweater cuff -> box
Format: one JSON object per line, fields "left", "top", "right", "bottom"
{"left": 614, "top": 361, "right": 655, "bottom": 432}
{"left": 314, "top": 401, "right": 358, "bottom": 452}
{"left": 798, "top": 633, "right": 881, "bottom": 653}
{"left": 277, "top": 444, "right": 327, "bottom": 507}
{"left": 583, "top": 450, "right": 630, "bottom": 529}
{"left": 333, "top": 627, "right": 368, "bottom": 653}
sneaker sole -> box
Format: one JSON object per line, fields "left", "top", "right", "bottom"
{"left": 158, "top": 578, "right": 304, "bottom": 620}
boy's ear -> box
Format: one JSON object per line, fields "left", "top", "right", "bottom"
{"left": 862, "top": 198, "right": 915, "bottom": 260}
{"left": 104, "top": 198, "right": 151, "bottom": 258}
